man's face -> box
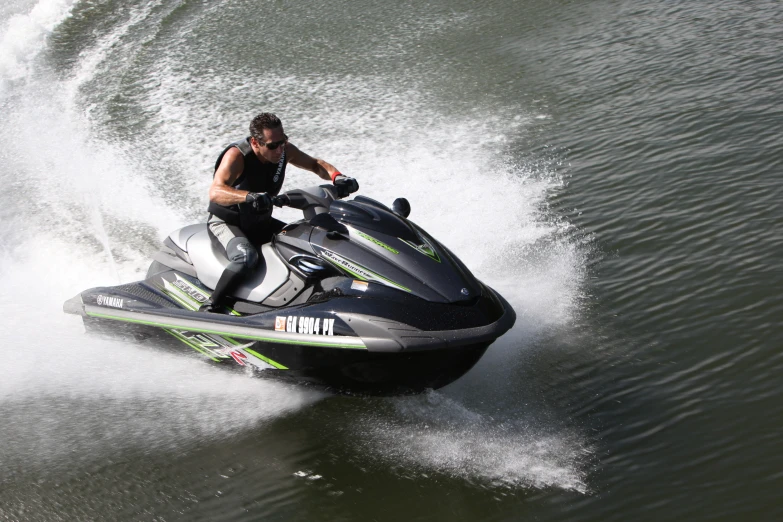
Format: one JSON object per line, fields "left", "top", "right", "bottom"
{"left": 251, "top": 126, "right": 287, "bottom": 163}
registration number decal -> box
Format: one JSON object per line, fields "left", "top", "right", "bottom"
{"left": 275, "top": 316, "right": 335, "bottom": 336}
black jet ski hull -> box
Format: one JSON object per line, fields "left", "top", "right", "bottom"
{"left": 80, "top": 314, "right": 492, "bottom": 394}
{"left": 65, "top": 276, "right": 514, "bottom": 395}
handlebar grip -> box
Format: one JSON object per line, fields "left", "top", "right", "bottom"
{"left": 272, "top": 195, "right": 290, "bottom": 207}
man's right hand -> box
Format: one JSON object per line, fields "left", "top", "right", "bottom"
{"left": 245, "top": 192, "right": 272, "bottom": 213}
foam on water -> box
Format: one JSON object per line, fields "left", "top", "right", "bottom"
{"left": 135, "top": 62, "right": 587, "bottom": 332}
{"left": 0, "top": 0, "right": 590, "bottom": 492}
{"left": 351, "top": 392, "right": 589, "bottom": 493}
{"left": 0, "top": 0, "right": 75, "bottom": 95}
{"left": 0, "top": 231, "right": 325, "bottom": 476}
{"left": 0, "top": 1, "right": 323, "bottom": 476}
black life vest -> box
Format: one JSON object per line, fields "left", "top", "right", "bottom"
{"left": 207, "top": 137, "right": 287, "bottom": 235}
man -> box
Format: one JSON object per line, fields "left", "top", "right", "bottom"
{"left": 202, "top": 112, "right": 358, "bottom": 312}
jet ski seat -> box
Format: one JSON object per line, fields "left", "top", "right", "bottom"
{"left": 184, "top": 228, "right": 291, "bottom": 302}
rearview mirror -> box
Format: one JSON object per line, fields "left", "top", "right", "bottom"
{"left": 392, "top": 198, "right": 411, "bottom": 218}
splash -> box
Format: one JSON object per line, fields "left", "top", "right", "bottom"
{"left": 347, "top": 392, "right": 589, "bottom": 493}
{"left": 0, "top": 0, "right": 321, "bottom": 475}
{"left": 0, "top": 0, "right": 590, "bottom": 493}
{"left": 0, "top": 235, "right": 324, "bottom": 478}
{"left": 0, "top": 0, "right": 76, "bottom": 95}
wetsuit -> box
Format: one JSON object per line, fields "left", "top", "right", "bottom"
{"left": 204, "top": 137, "right": 288, "bottom": 309}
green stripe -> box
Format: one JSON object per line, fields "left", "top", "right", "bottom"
{"left": 166, "top": 329, "right": 286, "bottom": 371}
{"left": 322, "top": 256, "right": 411, "bottom": 292}
{"left": 164, "top": 283, "right": 201, "bottom": 310}
{"left": 365, "top": 271, "right": 411, "bottom": 292}
{"left": 164, "top": 329, "right": 221, "bottom": 361}
{"left": 86, "top": 311, "right": 366, "bottom": 349}
{"left": 325, "top": 259, "right": 369, "bottom": 282}
{"left": 169, "top": 329, "right": 226, "bottom": 360}
{"left": 153, "top": 281, "right": 197, "bottom": 311}
{"left": 164, "top": 289, "right": 198, "bottom": 310}
{"left": 399, "top": 238, "right": 441, "bottom": 263}
{"left": 245, "top": 348, "right": 289, "bottom": 370}
{"left": 354, "top": 230, "right": 399, "bottom": 254}
{"left": 157, "top": 281, "right": 241, "bottom": 316}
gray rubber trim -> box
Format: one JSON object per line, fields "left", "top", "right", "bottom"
{"left": 262, "top": 271, "right": 306, "bottom": 307}
{"left": 81, "top": 305, "right": 367, "bottom": 349}
{"left": 337, "top": 291, "right": 516, "bottom": 353}
{"left": 63, "top": 295, "right": 85, "bottom": 316}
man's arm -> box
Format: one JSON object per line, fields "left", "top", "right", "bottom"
{"left": 209, "top": 147, "right": 249, "bottom": 205}
{"left": 286, "top": 143, "right": 340, "bottom": 181}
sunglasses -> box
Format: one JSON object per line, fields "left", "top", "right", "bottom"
{"left": 257, "top": 135, "right": 288, "bottom": 150}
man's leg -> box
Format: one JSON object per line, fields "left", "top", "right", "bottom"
{"left": 250, "top": 218, "right": 286, "bottom": 245}
{"left": 204, "top": 219, "right": 259, "bottom": 312}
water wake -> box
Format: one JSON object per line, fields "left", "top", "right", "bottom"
{"left": 0, "top": 1, "right": 322, "bottom": 475}
{"left": 349, "top": 392, "right": 589, "bottom": 493}
{"left": 0, "top": 0, "right": 590, "bottom": 494}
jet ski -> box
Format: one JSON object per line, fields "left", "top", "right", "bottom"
{"left": 63, "top": 184, "right": 516, "bottom": 394}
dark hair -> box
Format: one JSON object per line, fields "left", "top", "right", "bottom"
{"left": 249, "top": 113, "right": 282, "bottom": 140}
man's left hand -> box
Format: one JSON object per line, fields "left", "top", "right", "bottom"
{"left": 333, "top": 174, "right": 359, "bottom": 194}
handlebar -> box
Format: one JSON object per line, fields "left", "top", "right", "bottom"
{"left": 334, "top": 184, "right": 355, "bottom": 199}
{"left": 271, "top": 194, "right": 290, "bottom": 208}
{"left": 270, "top": 182, "right": 357, "bottom": 210}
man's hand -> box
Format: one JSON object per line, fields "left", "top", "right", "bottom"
{"left": 245, "top": 192, "right": 272, "bottom": 213}
{"left": 333, "top": 175, "right": 359, "bottom": 194}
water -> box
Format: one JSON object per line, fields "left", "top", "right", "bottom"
{"left": 1, "top": 0, "right": 781, "bottom": 520}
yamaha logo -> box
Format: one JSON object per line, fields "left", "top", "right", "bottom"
{"left": 97, "top": 294, "right": 124, "bottom": 309}
{"left": 273, "top": 150, "right": 285, "bottom": 183}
